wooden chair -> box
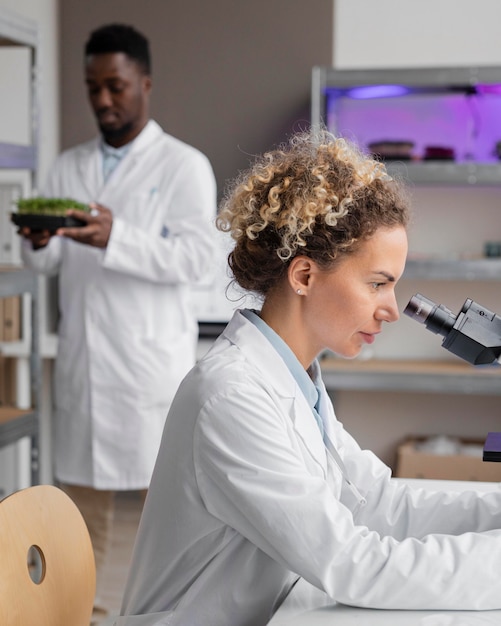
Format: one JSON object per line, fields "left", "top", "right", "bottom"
{"left": 0, "top": 484, "right": 96, "bottom": 625}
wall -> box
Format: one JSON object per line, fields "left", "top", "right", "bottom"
{"left": 333, "top": 0, "right": 501, "bottom": 69}
{"left": 331, "top": 0, "right": 501, "bottom": 467}
{"left": 58, "top": 0, "right": 333, "bottom": 198}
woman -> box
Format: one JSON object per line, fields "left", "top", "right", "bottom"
{"left": 120, "top": 132, "right": 501, "bottom": 626}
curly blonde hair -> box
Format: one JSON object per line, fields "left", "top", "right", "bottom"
{"left": 217, "top": 130, "right": 410, "bottom": 296}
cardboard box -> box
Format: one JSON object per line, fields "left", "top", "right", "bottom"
{"left": 0, "top": 356, "right": 17, "bottom": 406}
{"left": 396, "top": 437, "right": 501, "bottom": 482}
{"left": 1, "top": 296, "right": 21, "bottom": 341}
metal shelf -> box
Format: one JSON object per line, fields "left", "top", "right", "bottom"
{"left": 0, "top": 143, "right": 36, "bottom": 170}
{"left": 311, "top": 65, "right": 501, "bottom": 186}
{"left": 0, "top": 7, "right": 37, "bottom": 47}
{"left": 387, "top": 161, "right": 501, "bottom": 186}
{"left": 0, "top": 266, "right": 39, "bottom": 297}
{"left": 0, "top": 267, "right": 40, "bottom": 485}
{"left": 321, "top": 358, "right": 501, "bottom": 396}
{"left": 0, "top": 407, "right": 37, "bottom": 448}
{"left": 0, "top": 7, "right": 39, "bottom": 187}
{"left": 404, "top": 258, "right": 501, "bottom": 281}
{"left": 312, "top": 66, "right": 501, "bottom": 92}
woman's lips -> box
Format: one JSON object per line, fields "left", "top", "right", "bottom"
{"left": 360, "top": 332, "right": 377, "bottom": 344}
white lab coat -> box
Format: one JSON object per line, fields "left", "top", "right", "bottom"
{"left": 121, "top": 310, "right": 501, "bottom": 626}
{"left": 21, "top": 121, "right": 217, "bottom": 489}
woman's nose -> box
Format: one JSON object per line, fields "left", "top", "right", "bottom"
{"left": 378, "top": 292, "right": 400, "bottom": 323}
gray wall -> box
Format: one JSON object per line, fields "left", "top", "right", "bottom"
{"left": 59, "top": 0, "right": 333, "bottom": 198}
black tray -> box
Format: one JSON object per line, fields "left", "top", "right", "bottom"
{"left": 11, "top": 213, "right": 86, "bottom": 233}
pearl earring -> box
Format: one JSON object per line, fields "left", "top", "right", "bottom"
{"left": 296, "top": 289, "right": 302, "bottom": 295}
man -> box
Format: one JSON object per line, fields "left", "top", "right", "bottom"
{"left": 19, "top": 23, "right": 217, "bottom": 621}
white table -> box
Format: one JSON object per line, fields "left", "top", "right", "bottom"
{"left": 269, "top": 478, "right": 501, "bottom": 626}
{"left": 270, "top": 604, "right": 501, "bottom": 625}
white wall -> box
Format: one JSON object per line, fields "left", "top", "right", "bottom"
{"left": 334, "top": 0, "right": 501, "bottom": 69}
{"left": 331, "top": 0, "right": 501, "bottom": 468}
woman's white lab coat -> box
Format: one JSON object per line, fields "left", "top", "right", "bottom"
{"left": 121, "top": 310, "right": 501, "bottom": 626}
{"left": 21, "top": 121, "right": 217, "bottom": 489}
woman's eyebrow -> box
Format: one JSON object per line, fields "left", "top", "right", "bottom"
{"left": 375, "top": 271, "right": 395, "bottom": 282}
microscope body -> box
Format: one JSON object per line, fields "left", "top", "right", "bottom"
{"left": 440, "top": 299, "right": 501, "bottom": 365}
{"left": 404, "top": 293, "right": 501, "bottom": 462}
{"left": 404, "top": 294, "right": 501, "bottom": 365}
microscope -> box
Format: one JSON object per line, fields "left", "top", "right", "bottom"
{"left": 404, "top": 293, "right": 501, "bottom": 462}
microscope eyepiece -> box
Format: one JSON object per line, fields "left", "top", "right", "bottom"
{"left": 403, "top": 293, "right": 456, "bottom": 338}
{"left": 404, "top": 294, "right": 436, "bottom": 325}
{"left": 404, "top": 293, "right": 501, "bottom": 366}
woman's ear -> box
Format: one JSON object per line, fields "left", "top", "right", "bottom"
{"left": 288, "top": 256, "right": 315, "bottom": 295}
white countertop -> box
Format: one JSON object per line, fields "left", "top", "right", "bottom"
{"left": 270, "top": 603, "right": 501, "bottom": 625}
{"left": 269, "top": 478, "right": 501, "bottom": 626}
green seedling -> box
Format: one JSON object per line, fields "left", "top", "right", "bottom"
{"left": 16, "top": 197, "right": 90, "bottom": 215}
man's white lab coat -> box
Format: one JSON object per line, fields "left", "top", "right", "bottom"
{"left": 121, "top": 310, "right": 501, "bottom": 626}
{"left": 22, "top": 120, "right": 217, "bottom": 489}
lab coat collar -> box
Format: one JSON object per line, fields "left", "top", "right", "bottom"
{"left": 74, "top": 120, "right": 163, "bottom": 198}
{"left": 222, "top": 310, "right": 328, "bottom": 472}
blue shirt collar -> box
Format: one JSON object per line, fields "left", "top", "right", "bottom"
{"left": 241, "top": 309, "right": 320, "bottom": 410}
{"left": 101, "top": 141, "right": 131, "bottom": 158}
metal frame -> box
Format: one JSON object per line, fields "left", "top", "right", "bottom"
{"left": 0, "top": 8, "right": 39, "bottom": 189}
{"left": 0, "top": 268, "right": 40, "bottom": 485}
{"left": 321, "top": 358, "right": 501, "bottom": 396}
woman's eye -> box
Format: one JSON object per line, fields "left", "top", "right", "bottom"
{"left": 372, "top": 282, "right": 385, "bottom": 290}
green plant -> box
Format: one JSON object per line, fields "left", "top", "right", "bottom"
{"left": 16, "top": 197, "right": 90, "bottom": 215}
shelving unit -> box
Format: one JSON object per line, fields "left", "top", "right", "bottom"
{"left": 311, "top": 65, "right": 501, "bottom": 187}
{"left": 0, "top": 267, "right": 40, "bottom": 485}
{"left": 0, "top": 8, "right": 38, "bottom": 187}
{"left": 311, "top": 66, "right": 501, "bottom": 397}
{"left": 0, "top": 10, "right": 40, "bottom": 489}
{"left": 404, "top": 258, "right": 501, "bottom": 281}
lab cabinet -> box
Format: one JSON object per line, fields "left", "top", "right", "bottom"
{"left": 311, "top": 66, "right": 501, "bottom": 397}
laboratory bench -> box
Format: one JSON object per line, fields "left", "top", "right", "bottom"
{"left": 269, "top": 601, "right": 501, "bottom": 625}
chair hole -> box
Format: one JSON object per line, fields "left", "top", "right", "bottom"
{"left": 27, "top": 545, "right": 46, "bottom": 584}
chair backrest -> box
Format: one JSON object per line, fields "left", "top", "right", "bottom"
{"left": 0, "top": 484, "right": 96, "bottom": 626}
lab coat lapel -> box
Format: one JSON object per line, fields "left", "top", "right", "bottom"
{"left": 99, "top": 120, "right": 162, "bottom": 199}
{"left": 75, "top": 138, "right": 102, "bottom": 198}
{"left": 290, "top": 391, "right": 328, "bottom": 474}
{"left": 224, "top": 311, "right": 328, "bottom": 473}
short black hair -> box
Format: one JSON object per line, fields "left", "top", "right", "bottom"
{"left": 85, "top": 24, "right": 151, "bottom": 75}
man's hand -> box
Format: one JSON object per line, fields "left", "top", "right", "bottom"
{"left": 56, "top": 202, "right": 113, "bottom": 248}
{"left": 18, "top": 227, "right": 52, "bottom": 250}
